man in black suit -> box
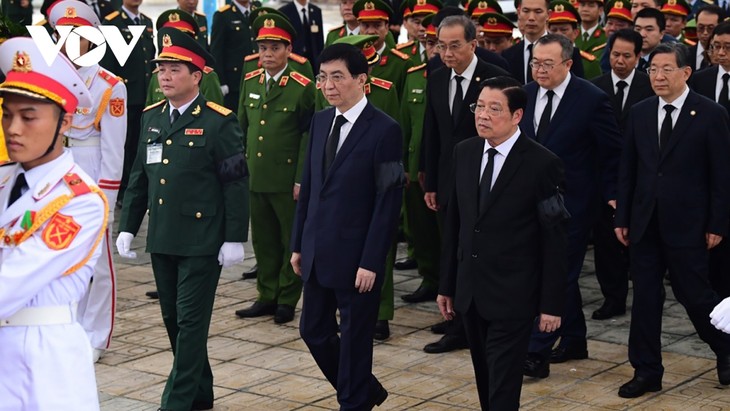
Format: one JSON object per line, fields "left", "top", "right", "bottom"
{"left": 615, "top": 42, "right": 730, "bottom": 398}
{"left": 690, "top": 21, "right": 730, "bottom": 298}
{"left": 421, "top": 15, "right": 510, "bottom": 353}
{"left": 520, "top": 34, "right": 623, "bottom": 378}
{"left": 634, "top": 8, "right": 667, "bottom": 71}
{"left": 291, "top": 43, "right": 404, "bottom": 411}
{"left": 438, "top": 76, "right": 568, "bottom": 411}
{"left": 279, "top": 0, "right": 325, "bottom": 71}
{"left": 502, "top": 0, "right": 584, "bottom": 84}
{"left": 590, "top": 28, "right": 654, "bottom": 320}
{"left": 688, "top": 5, "right": 722, "bottom": 71}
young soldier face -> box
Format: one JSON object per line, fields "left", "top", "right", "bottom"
{"left": 2, "top": 95, "right": 72, "bottom": 170}
{"left": 577, "top": 1, "right": 602, "bottom": 26}
{"left": 481, "top": 35, "right": 512, "bottom": 53}
{"left": 258, "top": 40, "right": 292, "bottom": 75}
{"left": 605, "top": 17, "right": 632, "bottom": 38}
{"left": 177, "top": 0, "right": 198, "bottom": 13}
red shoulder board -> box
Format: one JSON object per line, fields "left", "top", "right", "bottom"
{"left": 407, "top": 63, "right": 426, "bottom": 73}
{"left": 244, "top": 53, "right": 260, "bottom": 62}
{"left": 98, "top": 69, "right": 120, "bottom": 87}
{"left": 63, "top": 173, "right": 91, "bottom": 196}
{"left": 289, "top": 53, "right": 308, "bottom": 64}
{"left": 245, "top": 68, "right": 264, "bottom": 81}
{"left": 370, "top": 77, "right": 392, "bottom": 90}
{"left": 290, "top": 71, "right": 311, "bottom": 87}
{"left": 390, "top": 48, "right": 410, "bottom": 60}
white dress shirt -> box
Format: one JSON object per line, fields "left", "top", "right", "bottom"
{"left": 480, "top": 128, "right": 521, "bottom": 189}
{"left": 449, "top": 54, "right": 478, "bottom": 113}
{"left": 534, "top": 73, "right": 571, "bottom": 131}
{"left": 169, "top": 93, "right": 199, "bottom": 122}
{"left": 657, "top": 85, "right": 690, "bottom": 140}
{"left": 233, "top": 0, "right": 251, "bottom": 16}
{"left": 611, "top": 68, "right": 636, "bottom": 109}
{"left": 331, "top": 95, "right": 368, "bottom": 151}
{"left": 715, "top": 65, "right": 730, "bottom": 102}
{"left": 296, "top": 0, "right": 311, "bottom": 24}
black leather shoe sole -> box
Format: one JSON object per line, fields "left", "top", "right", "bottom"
{"left": 235, "top": 302, "right": 276, "bottom": 318}
{"left": 241, "top": 265, "right": 258, "bottom": 280}
{"left": 524, "top": 353, "right": 550, "bottom": 378}
{"left": 423, "top": 335, "right": 468, "bottom": 354}
{"left": 274, "top": 305, "right": 295, "bottom": 324}
{"left": 145, "top": 290, "right": 159, "bottom": 299}
{"left": 618, "top": 377, "right": 662, "bottom": 398}
{"left": 401, "top": 287, "right": 437, "bottom": 303}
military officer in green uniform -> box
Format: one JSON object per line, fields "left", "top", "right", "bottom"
{"left": 177, "top": 0, "right": 209, "bottom": 50}
{"left": 396, "top": 0, "right": 442, "bottom": 64}
{"left": 661, "top": 0, "right": 694, "bottom": 44}
{"left": 326, "top": 0, "right": 361, "bottom": 45}
{"left": 354, "top": 0, "right": 415, "bottom": 97}
{"left": 575, "top": 0, "right": 606, "bottom": 52}
{"left": 547, "top": 0, "right": 602, "bottom": 79}
{"left": 116, "top": 28, "right": 249, "bottom": 411}
{"left": 100, "top": 0, "right": 155, "bottom": 203}
{"left": 211, "top": 0, "right": 261, "bottom": 113}
{"left": 233, "top": 14, "right": 314, "bottom": 324}
{"left": 146, "top": 10, "right": 224, "bottom": 106}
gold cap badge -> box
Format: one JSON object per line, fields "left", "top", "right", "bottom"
{"left": 162, "top": 34, "right": 172, "bottom": 48}
{"left": 12, "top": 51, "right": 32, "bottom": 73}
{"left": 264, "top": 18, "right": 275, "bottom": 28}
{"left": 64, "top": 7, "right": 77, "bottom": 18}
{"left": 365, "top": 2, "right": 375, "bottom": 10}
{"left": 555, "top": 4, "right": 565, "bottom": 12}
{"left": 169, "top": 12, "right": 180, "bottom": 22}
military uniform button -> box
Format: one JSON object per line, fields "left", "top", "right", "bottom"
{"left": 413, "top": 98, "right": 417, "bottom": 102}
{"left": 147, "top": 138, "right": 151, "bottom": 143}
{"left": 249, "top": 103, "right": 254, "bottom": 107}
{"left": 160, "top": 178, "right": 166, "bottom": 184}
{"left": 166, "top": 139, "right": 172, "bottom": 145}
{"left": 235, "top": 27, "right": 240, "bottom": 30}
{"left": 262, "top": 104, "right": 267, "bottom": 109}
{"left": 159, "top": 198, "right": 164, "bottom": 205}
{"left": 188, "top": 141, "right": 194, "bottom": 146}
{"left": 257, "top": 152, "right": 262, "bottom": 157}
{"left": 283, "top": 107, "right": 288, "bottom": 112}
{"left": 163, "top": 159, "right": 169, "bottom": 164}
{"left": 234, "top": 67, "right": 238, "bottom": 71}
{"left": 409, "top": 147, "right": 414, "bottom": 152}
{"left": 260, "top": 120, "right": 265, "bottom": 125}
{"left": 195, "top": 212, "right": 202, "bottom": 219}
{"left": 287, "top": 159, "right": 292, "bottom": 164}
{"left": 258, "top": 136, "right": 263, "bottom": 141}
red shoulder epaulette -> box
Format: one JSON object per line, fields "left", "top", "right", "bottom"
{"left": 245, "top": 68, "right": 264, "bottom": 81}
{"left": 98, "top": 68, "right": 120, "bottom": 87}
{"left": 289, "top": 52, "right": 307, "bottom": 64}
{"left": 390, "top": 48, "right": 410, "bottom": 60}
{"left": 244, "top": 52, "right": 260, "bottom": 62}
{"left": 290, "top": 71, "right": 311, "bottom": 87}
{"left": 63, "top": 173, "right": 91, "bottom": 196}
{"left": 370, "top": 76, "right": 392, "bottom": 90}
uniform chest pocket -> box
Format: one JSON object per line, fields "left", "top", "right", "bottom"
{"left": 406, "top": 94, "right": 424, "bottom": 104}
{"left": 244, "top": 96, "right": 261, "bottom": 110}
{"left": 175, "top": 136, "right": 208, "bottom": 168}
{"left": 273, "top": 105, "right": 296, "bottom": 114}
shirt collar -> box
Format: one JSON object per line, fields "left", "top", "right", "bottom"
{"left": 169, "top": 93, "right": 200, "bottom": 117}
{"left": 233, "top": 0, "right": 251, "bottom": 13}
{"left": 266, "top": 65, "right": 288, "bottom": 83}
{"left": 23, "top": 150, "right": 72, "bottom": 192}
{"left": 122, "top": 6, "right": 140, "bottom": 20}
{"left": 659, "top": 85, "right": 690, "bottom": 109}
{"left": 719, "top": 65, "right": 729, "bottom": 78}
{"left": 335, "top": 95, "right": 368, "bottom": 125}
{"left": 484, "top": 127, "right": 520, "bottom": 157}
{"left": 347, "top": 26, "right": 360, "bottom": 36}
{"left": 377, "top": 43, "right": 387, "bottom": 56}
{"left": 581, "top": 24, "right": 599, "bottom": 37}
{"left": 611, "top": 68, "right": 636, "bottom": 86}
{"left": 451, "top": 54, "right": 478, "bottom": 82}
{"left": 538, "top": 72, "right": 571, "bottom": 100}
{"left": 295, "top": 0, "right": 310, "bottom": 11}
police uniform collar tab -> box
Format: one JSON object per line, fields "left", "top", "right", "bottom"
{"left": 265, "top": 65, "right": 288, "bottom": 83}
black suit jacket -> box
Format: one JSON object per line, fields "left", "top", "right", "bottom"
{"left": 690, "top": 65, "right": 730, "bottom": 114}
{"left": 502, "top": 42, "right": 585, "bottom": 84}
{"left": 439, "top": 135, "right": 567, "bottom": 320}
{"left": 615, "top": 90, "right": 730, "bottom": 247}
{"left": 422, "top": 58, "right": 510, "bottom": 203}
{"left": 591, "top": 70, "right": 654, "bottom": 132}
{"left": 426, "top": 47, "right": 510, "bottom": 73}
{"left": 279, "top": 2, "right": 324, "bottom": 71}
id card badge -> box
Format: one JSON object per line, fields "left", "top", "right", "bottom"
{"left": 146, "top": 143, "right": 162, "bottom": 164}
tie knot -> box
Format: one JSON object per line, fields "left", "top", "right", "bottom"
{"left": 724, "top": 73, "right": 730, "bottom": 82}
{"left": 171, "top": 109, "right": 181, "bottom": 124}
{"left": 546, "top": 89, "right": 555, "bottom": 98}
{"left": 487, "top": 148, "right": 498, "bottom": 158}
{"left": 527, "top": 43, "right": 533, "bottom": 52}
{"left": 664, "top": 104, "right": 676, "bottom": 115}
{"left": 334, "top": 114, "right": 347, "bottom": 128}
{"left": 302, "top": 7, "right": 307, "bottom": 13}
{"left": 133, "top": 17, "right": 140, "bottom": 24}
{"left": 454, "top": 75, "right": 464, "bottom": 83}
{"left": 617, "top": 80, "right": 628, "bottom": 90}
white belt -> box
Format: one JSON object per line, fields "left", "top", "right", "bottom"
{"left": 65, "top": 136, "right": 100, "bottom": 148}
{"left": 0, "top": 303, "right": 78, "bottom": 327}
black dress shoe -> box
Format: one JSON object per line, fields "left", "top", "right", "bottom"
{"left": 368, "top": 384, "right": 388, "bottom": 408}
{"left": 423, "top": 334, "right": 468, "bottom": 354}
{"left": 550, "top": 344, "right": 588, "bottom": 363}
{"left": 274, "top": 304, "right": 295, "bottom": 324}
{"left": 241, "top": 264, "right": 258, "bottom": 280}
{"left": 430, "top": 320, "right": 449, "bottom": 334}
{"left": 234, "top": 301, "right": 276, "bottom": 318}
{"left": 374, "top": 320, "right": 390, "bottom": 340}
{"left": 394, "top": 258, "right": 418, "bottom": 270}
{"left": 717, "top": 355, "right": 730, "bottom": 385}
{"left": 618, "top": 376, "right": 662, "bottom": 398}
{"left": 401, "top": 285, "right": 437, "bottom": 303}
{"left": 145, "top": 290, "right": 159, "bottom": 299}
{"left": 523, "top": 353, "right": 550, "bottom": 378}
{"left": 191, "top": 400, "right": 213, "bottom": 410}
{"left": 591, "top": 302, "right": 626, "bottom": 320}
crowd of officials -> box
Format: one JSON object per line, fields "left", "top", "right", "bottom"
{"left": 4, "top": 0, "right": 730, "bottom": 409}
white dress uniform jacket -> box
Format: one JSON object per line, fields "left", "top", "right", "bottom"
{"left": 0, "top": 150, "right": 108, "bottom": 411}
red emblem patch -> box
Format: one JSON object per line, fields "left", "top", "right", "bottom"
{"left": 184, "top": 128, "right": 204, "bottom": 135}
{"left": 42, "top": 213, "right": 81, "bottom": 250}
{"left": 109, "top": 98, "right": 125, "bottom": 117}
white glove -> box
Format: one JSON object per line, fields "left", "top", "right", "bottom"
{"left": 711, "top": 297, "right": 730, "bottom": 334}
{"left": 217, "top": 242, "right": 245, "bottom": 268}
{"left": 220, "top": 85, "right": 229, "bottom": 96}
{"left": 116, "top": 232, "right": 137, "bottom": 259}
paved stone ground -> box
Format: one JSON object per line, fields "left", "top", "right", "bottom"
{"left": 98, "top": 206, "right": 730, "bottom": 411}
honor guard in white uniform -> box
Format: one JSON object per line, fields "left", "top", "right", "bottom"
{"left": 49, "top": 0, "right": 127, "bottom": 361}
{"left": 0, "top": 37, "right": 107, "bottom": 411}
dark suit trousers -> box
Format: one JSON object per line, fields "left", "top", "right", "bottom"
{"left": 629, "top": 214, "right": 730, "bottom": 380}
{"left": 593, "top": 203, "right": 629, "bottom": 306}
{"left": 709, "top": 237, "right": 730, "bottom": 298}
{"left": 120, "top": 104, "right": 143, "bottom": 200}
{"left": 462, "top": 303, "right": 532, "bottom": 411}
{"left": 151, "top": 254, "right": 221, "bottom": 411}
{"left": 437, "top": 204, "right": 467, "bottom": 339}
{"left": 300, "top": 269, "right": 383, "bottom": 411}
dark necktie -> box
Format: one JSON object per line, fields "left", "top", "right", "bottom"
{"left": 266, "top": 78, "right": 276, "bottom": 94}
{"left": 719, "top": 73, "right": 730, "bottom": 112}
{"left": 582, "top": 32, "right": 589, "bottom": 43}
{"left": 478, "top": 148, "right": 498, "bottom": 214}
{"left": 526, "top": 44, "right": 534, "bottom": 83}
{"left": 8, "top": 173, "right": 27, "bottom": 207}
{"left": 325, "top": 115, "right": 347, "bottom": 172}
{"left": 243, "top": 10, "right": 249, "bottom": 19}
{"left": 171, "top": 108, "right": 180, "bottom": 125}
{"left": 638, "top": 58, "right": 648, "bottom": 72}
{"left": 616, "top": 80, "right": 628, "bottom": 114}
{"left": 537, "top": 90, "right": 555, "bottom": 143}
{"left": 452, "top": 75, "right": 464, "bottom": 124}
{"left": 133, "top": 16, "right": 140, "bottom": 25}
{"left": 659, "top": 104, "right": 675, "bottom": 149}
{"left": 302, "top": 7, "right": 311, "bottom": 54}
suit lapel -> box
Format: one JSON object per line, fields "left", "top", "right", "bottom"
{"left": 522, "top": 85, "right": 538, "bottom": 139}
{"left": 456, "top": 62, "right": 486, "bottom": 124}
{"left": 542, "top": 77, "right": 579, "bottom": 146}
{"left": 323, "top": 104, "right": 373, "bottom": 185}
{"left": 317, "top": 109, "right": 336, "bottom": 184}
{"left": 478, "top": 135, "right": 527, "bottom": 218}
{"left": 661, "top": 91, "right": 698, "bottom": 161}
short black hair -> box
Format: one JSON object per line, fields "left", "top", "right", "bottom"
{"left": 697, "top": 4, "right": 724, "bottom": 22}
{"left": 479, "top": 76, "right": 527, "bottom": 113}
{"left": 635, "top": 8, "right": 666, "bottom": 32}
{"left": 608, "top": 28, "right": 643, "bottom": 55}
{"left": 535, "top": 33, "right": 574, "bottom": 61}
{"left": 648, "top": 42, "right": 690, "bottom": 67}
{"left": 318, "top": 43, "right": 369, "bottom": 76}
{"left": 711, "top": 21, "right": 730, "bottom": 42}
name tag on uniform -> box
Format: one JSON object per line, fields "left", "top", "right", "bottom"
{"left": 249, "top": 93, "right": 260, "bottom": 100}
{"left": 147, "top": 143, "right": 162, "bottom": 164}
{"left": 311, "top": 24, "right": 319, "bottom": 33}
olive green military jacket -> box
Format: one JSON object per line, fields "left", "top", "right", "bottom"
{"left": 192, "top": 10, "right": 209, "bottom": 50}
{"left": 580, "top": 48, "right": 603, "bottom": 80}
{"left": 325, "top": 24, "right": 396, "bottom": 48}
{"left": 314, "top": 75, "right": 400, "bottom": 122}
{"left": 370, "top": 45, "right": 415, "bottom": 98}
{"left": 241, "top": 53, "right": 314, "bottom": 81}
{"left": 396, "top": 40, "right": 427, "bottom": 64}
{"left": 210, "top": 3, "right": 255, "bottom": 93}
{"left": 400, "top": 63, "right": 427, "bottom": 180}
{"left": 146, "top": 70, "right": 225, "bottom": 106}
{"left": 238, "top": 66, "right": 315, "bottom": 192}
{"left": 119, "top": 94, "right": 250, "bottom": 255}
{"left": 100, "top": 10, "right": 156, "bottom": 106}
{"left": 575, "top": 25, "right": 606, "bottom": 52}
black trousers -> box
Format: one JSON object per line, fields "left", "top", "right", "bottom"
{"left": 709, "top": 236, "right": 730, "bottom": 298}
{"left": 628, "top": 213, "right": 730, "bottom": 380}
{"left": 462, "top": 303, "right": 533, "bottom": 411}
{"left": 593, "top": 203, "right": 630, "bottom": 307}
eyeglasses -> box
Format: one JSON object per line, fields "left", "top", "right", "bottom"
{"left": 436, "top": 42, "right": 467, "bottom": 52}
{"left": 469, "top": 103, "right": 503, "bottom": 116}
{"left": 710, "top": 43, "right": 730, "bottom": 52}
{"left": 315, "top": 74, "right": 352, "bottom": 84}
{"left": 698, "top": 24, "right": 717, "bottom": 33}
{"left": 529, "top": 59, "right": 570, "bottom": 71}
{"left": 646, "top": 66, "right": 686, "bottom": 76}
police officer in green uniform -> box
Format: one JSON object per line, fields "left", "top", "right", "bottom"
{"left": 396, "top": 0, "right": 442, "bottom": 64}
{"left": 575, "top": 0, "right": 606, "bottom": 52}
{"left": 547, "top": 0, "right": 602, "bottom": 79}
{"left": 211, "top": 0, "right": 261, "bottom": 113}
{"left": 354, "top": 0, "right": 415, "bottom": 97}
{"left": 146, "top": 10, "right": 224, "bottom": 106}
{"left": 399, "top": 17, "right": 441, "bottom": 304}
{"left": 327, "top": 0, "right": 398, "bottom": 48}
{"left": 176, "top": 0, "right": 210, "bottom": 50}
{"left": 233, "top": 14, "right": 314, "bottom": 324}
{"left": 100, "top": 0, "right": 155, "bottom": 204}
{"left": 661, "top": 0, "right": 694, "bottom": 44}
{"left": 116, "top": 27, "right": 249, "bottom": 411}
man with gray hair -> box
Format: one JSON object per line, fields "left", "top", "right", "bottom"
{"left": 421, "top": 14, "right": 509, "bottom": 354}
